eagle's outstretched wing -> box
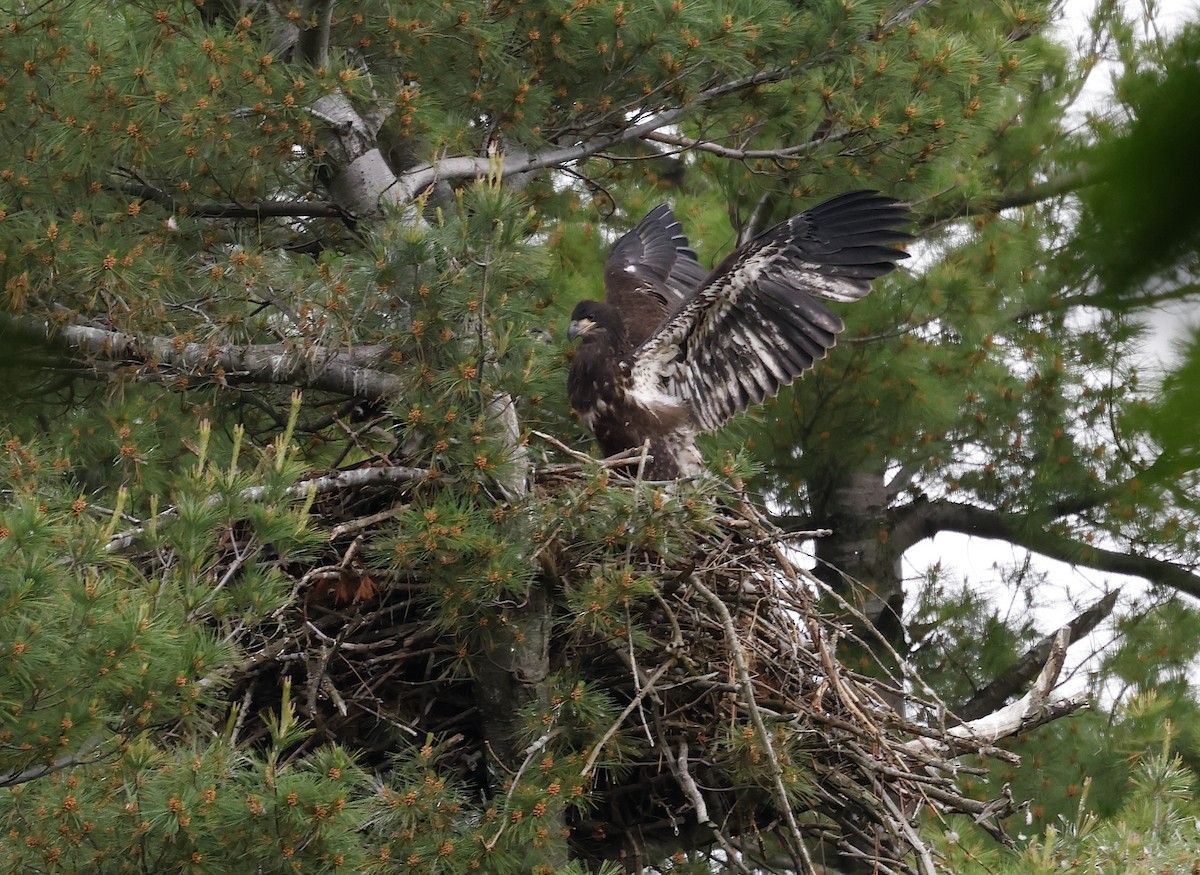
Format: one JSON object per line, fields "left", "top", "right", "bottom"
{"left": 603, "top": 204, "right": 709, "bottom": 347}
{"left": 630, "top": 191, "right": 910, "bottom": 432}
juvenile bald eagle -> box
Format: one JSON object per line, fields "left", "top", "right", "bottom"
{"left": 567, "top": 191, "right": 911, "bottom": 479}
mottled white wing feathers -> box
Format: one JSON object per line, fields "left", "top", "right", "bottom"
{"left": 631, "top": 191, "right": 910, "bottom": 433}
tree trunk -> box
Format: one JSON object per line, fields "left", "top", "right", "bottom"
{"left": 473, "top": 574, "right": 570, "bottom": 870}
{"left": 810, "top": 466, "right": 906, "bottom": 652}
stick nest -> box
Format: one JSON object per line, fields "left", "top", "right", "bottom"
{"left": 218, "top": 458, "right": 1058, "bottom": 875}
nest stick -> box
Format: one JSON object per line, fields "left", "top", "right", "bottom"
{"left": 691, "top": 576, "right": 818, "bottom": 875}
{"left": 581, "top": 656, "right": 676, "bottom": 777}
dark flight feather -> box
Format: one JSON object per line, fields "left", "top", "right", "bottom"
{"left": 601, "top": 204, "right": 708, "bottom": 346}
{"left": 568, "top": 191, "right": 911, "bottom": 478}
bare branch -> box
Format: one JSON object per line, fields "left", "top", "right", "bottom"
{"left": 958, "top": 590, "right": 1119, "bottom": 721}
{"left": 889, "top": 497, "right": 1200, "bottom": 599}
{"left": 691, "top": 576, "right": 818, "bottom": 875}
{"left": 739, "top": 190, "right": 777, "bottom": 247}
{"left": 390, "top": 67, "right": 793, "bottom": 204}
{"left": 581, "top": 657, "right": 676, "bottom": 778}
{"left": 11, "top": 316, "right": 401, "bottom": 399}
{"left": 674, "top": 739, "right": 756, "bottom": 875}
{"left": 908, "top": 629, "right": 1087, "bottom": 764}
{"left": 0, "top": 735, "right": 106, "bottom": 788}
{"left": 946, "top": 629, "right": 1084, "bottom": 743}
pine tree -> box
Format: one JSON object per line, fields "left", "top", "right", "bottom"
{"left": 939, "top": 722, "right": 1200, "bottom": 874}
{"left": 0, "top": 1, "right": 1196, "bottom": 872}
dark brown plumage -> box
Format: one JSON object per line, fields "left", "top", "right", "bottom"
{"left": 567, "top": 192, "right": 911, "bottom": 479}
{"left": 600, "top": 204, "right": 709, "bottom": 346}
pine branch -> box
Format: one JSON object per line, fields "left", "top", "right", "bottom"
{"left": 891, "top": 498, "right": 1200, "bottom": 598}
{"left": 107, "top": 465, "right": 429, "bottom": 553}
{"left": 642, "top": 126, "right": 863, "bottom": 162}
{"left": 10, "top": 315, "right": 400, "bottom": 398}
{"left": 115, "top": 167, "right": 354, "bottom": 223}
{"left": 988, "top": 164, "right": 1100, "bottom": 210}
{"left": 183, "top": 200, "right": 349, "bottom": 220}
{"left": 390, "top": 67, "right": 793, "bottom": 204}
{"left": 120, "top": 179, "right": 349, "bottom": 220}
{"left": 0, "top": 735, "right": 107, "bottom": 788}
{"left": 1066, "top": 281, "right": 1200, "bottom": 310}
{"left": 778, "top": 496, "right": 1200, "bottom": 598}
{"left": 580, "top": 657, "right": 676, "bottom": 778}
{"left": 957, "top": 590, "right": 1119, "bottom": 721}
{"left": 311, "top": 0, "right": 336, "bottom": 69}
{"left": 484, "top": 728, "right": 562, "bottom": 850}
{"left": 883, "top": 0, "right": 940, "bottom": 29}
{"left": 916, "top": 164, "right": 1101, "bottom": 231}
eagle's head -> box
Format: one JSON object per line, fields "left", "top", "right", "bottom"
{"left": 568, "top": 300, "right": 626, "bottom": 347}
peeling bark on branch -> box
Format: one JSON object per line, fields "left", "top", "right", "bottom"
{"left": 925, "top": 628, "right": 1085, "bottom": 748}
{"left": 311, "top": 92, "right": 395, "bottom": 217}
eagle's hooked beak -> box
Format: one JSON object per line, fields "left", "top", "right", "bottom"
{"left": 567, "top": 317, "right": 595, "bottom": 341}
